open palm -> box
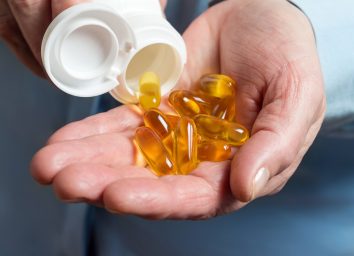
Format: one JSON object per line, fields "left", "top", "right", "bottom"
{"left": 31, "top": 0, "right": 326, "bottom": 219}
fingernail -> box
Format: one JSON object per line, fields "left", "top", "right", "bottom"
{"left": 252, "top": 167, "right": 270, "bottom": 200}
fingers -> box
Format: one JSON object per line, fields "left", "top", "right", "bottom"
{"left": 0, "top": 0, "right": 45, "bottom": 76}
{"left": 31, "top": 133, "right": 138, "bottom": 184}
{"left": 103, "top": 177, "right": 209, "bottom": 219}
{"left": 7, "top": 0, "right": 88, "bottom": 61}
{"left": 103, "top": 162, "right": 244, "bottom": 219}
{"left": 48, "top": 105, "right": 143, "bottom": 144}
{"left": 34, "top": 139, "right": 242, "bottom": 219}
{"left": 7, "top": 0, "right": 52, "bottom": 63}
{"left": 53, "top": 164, "right": 154, "bottom": 203}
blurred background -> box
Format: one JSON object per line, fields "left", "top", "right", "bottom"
{"left": 1, "top": 1, "right": 354, "bottom": 255}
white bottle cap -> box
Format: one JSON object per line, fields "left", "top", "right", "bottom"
{"left": 42, "top": 2, "right": 187, "bottom": 103}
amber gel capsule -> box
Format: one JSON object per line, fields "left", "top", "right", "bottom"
{"left": 166, "top": 114, "right": 180, "bottom": 129}
{"left": 139, "top": 72, "right": 161, "bottom": 111}
{"left": 198, "top": 140, "right": 232, "bottom": 162}
{"left": 144, "top": 109, "right": 173, "bottom": 139}
{"left": 168, "top": 90, "right": 216, "bottom": 118}
{"left": 211, "top": 95, "right": 236, "bottom": 121}
{"left": 174, "top": 117, "right": 198, "bottom": 175}
{"left": 199, "top": 74, "right": 236, "bottom": 98}
{"left": 195, "top": 115, "right": 249, "bottom": 146}
{"left": 144, "top": 109, "right": 175, "bottom": 154}
{"left": 135, "top": 127, "right": 176, "bottom": 176}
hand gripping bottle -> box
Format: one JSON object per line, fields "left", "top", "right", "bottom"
{"left": 41, "top": 0, "right": 186, "bottom": 103}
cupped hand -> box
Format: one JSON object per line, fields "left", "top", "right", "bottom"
{"left": 31, "top": 0, "right": 326, "bottom": 219}
{"left": 0, "top": 0, "right": 167, "bottom": 77}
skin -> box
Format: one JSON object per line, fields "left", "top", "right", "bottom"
{"left": 3, "top": 0, "right": 326, "bottom": 219}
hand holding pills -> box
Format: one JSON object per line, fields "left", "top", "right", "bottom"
{"left": 31, "top": 0, "right": 326, "bottom": 219}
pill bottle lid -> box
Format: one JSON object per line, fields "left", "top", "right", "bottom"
{"left": 42, "top": 3, "right": 137, "bottom": 97}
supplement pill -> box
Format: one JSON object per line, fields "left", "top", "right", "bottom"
{"left": 144, "top": 109, "right": 175, "bottom": 154}
{"left": 200, "top": 74, "right": 236, "bottom": 98}
{"left": 198, "top": 140, "right": 232, "bottom": 162}
{"left": 195, "top": 115, "right": 249, "bottom": 146}
{"left": 139, "top": 72, "right": 161, "bottom": 111}
{"left": 135, "top": 127, "right": 176, "bottom": 176}
{"left": 173, "top": 117, "right": 198, "bottom": 175}
{"left": 166, "top": 115, "right": 180, "bottom": 129}
{"left": 168, "top": 90, "right": 215, "bottom": 118}
{"left": 211, "top": 96, "right": 236, "bottom": 121}
{"left": 144, "top": 109, "right": 173, "bottom": 139}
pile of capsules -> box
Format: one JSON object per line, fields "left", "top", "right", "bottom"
{"left": 134, "top": 72, "right": 250, "bottom": 176}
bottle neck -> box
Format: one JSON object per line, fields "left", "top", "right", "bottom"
{"left": 92, "top": 0, "right": 163, "bottom": 16}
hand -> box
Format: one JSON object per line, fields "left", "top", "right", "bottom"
{"left": 0, "top": 0, "right": 167, "bottom": 77}
{"left": 31, "top": 0, "right": 326, "bottom": 219}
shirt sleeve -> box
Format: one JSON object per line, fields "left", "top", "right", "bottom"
{"left": 290, "top": 0, "right": 354, "bottom": 137}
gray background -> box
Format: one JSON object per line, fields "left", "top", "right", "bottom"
{"left": 0, "top": 41, "right": 94, "bottom": 255}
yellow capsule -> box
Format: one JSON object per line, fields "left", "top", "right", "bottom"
{"left": 139, "top": 72, "right": 161, "bottom": 111}
{"left": 144, "top": 109, "right": 173, "bottom": 139}
{"left": 198, "top": 140, "right": 232, "bottom": 162}
{"left": 200, "top": 74, "right": 236, "bottom": 98}
{"left": 173, "top": 117, "right": 198, "bottom": 175}
{"left": 211, "top": 95, "right": 236, "bottom": 121}
{"left": 164, "top": 115, "right": 181, "bottom": 155}
{"left": 194, "top": 115, "right": 249, "bottom": 146}
{"left": 166, "top": 114, "right": 180, "bottom": 129}
{"left": 144, "top": 109, "right": 175, "bottom": 154}
{"left": 135, "top": 127, "right": 176, "bottom": 176}
{"left": 168, "top": 90, "right": 216, "bottom": 118}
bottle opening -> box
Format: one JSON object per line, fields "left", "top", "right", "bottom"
{"left": 125, "top": 43, "right": 182, "bottom": 96}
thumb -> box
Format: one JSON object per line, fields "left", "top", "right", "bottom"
{"left": 230, "top": 71, "right": 324, "bottom": 202}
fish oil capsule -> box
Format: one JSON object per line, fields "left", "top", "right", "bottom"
{"left": 200, "top": 74, "right": 236, "bottom": 98}
{"left": 168, "top": 90, "right": 216, "bottom": 118}
{"left": 211, "top": 95, "right": 236, "bottom": 121}
{"left": 164, "top": 115, "right": 181, "bottom": 154}
{"left": 135, "top": 127, "right": 176, "bottom": 176}
{"left": 144, "top": 109, "right": 175, "bottom": 154}
{"left": 139, "top": 72, "right": 161, "bottom": 111}
{"left": 174, "top": 117, "right": 198, "bottom": 175}
{"left": 166, "top": 114, "right": 180, "bottom": 129}
{"left": 194, "top": 115, "right": 249, "bottom": 146}
{"left": 198, "top": 140, "right": 232, "bottom": 162}
{"left": 144, "top": 109, "right": 173, "bottom": 139}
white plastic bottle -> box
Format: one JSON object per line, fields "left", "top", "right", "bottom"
{"left": 41, "top": 0, "right": 187, "bottom": 104}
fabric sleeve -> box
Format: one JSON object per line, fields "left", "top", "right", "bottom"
{"left": 290, "top": 0, "right": 354, "bottom": 136}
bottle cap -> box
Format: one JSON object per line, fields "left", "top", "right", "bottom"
{"left": 42, "top": 2, "right": 186, "bottom": 103}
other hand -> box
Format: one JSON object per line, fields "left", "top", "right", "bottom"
{"left": 0, "top": 0, "right": 167, "bottom": 77}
